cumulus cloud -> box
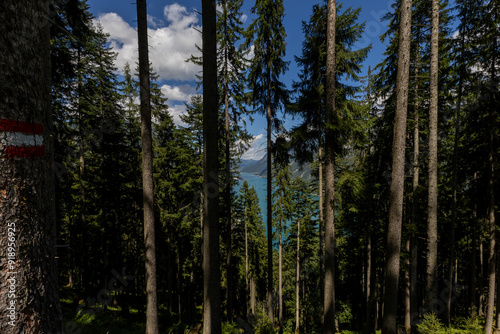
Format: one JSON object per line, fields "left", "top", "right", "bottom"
{"left": 242, "top": 133, "right": 266, "bottom": 160}
{"left": 168, "top": 104, "right": 188, "bottom": 126}
{"left": 161, "top": 84, "right": 196, "bottom": 102}
{"left": 97, "top": 3, "right": 202, "bottom": 81}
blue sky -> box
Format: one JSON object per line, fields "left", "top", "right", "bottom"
{"left": 87, "top": 0, "right": 396, "bottom": 160}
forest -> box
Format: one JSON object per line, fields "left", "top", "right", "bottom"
{"left": 0, "top": 0, "right": 499, "bottom": 333}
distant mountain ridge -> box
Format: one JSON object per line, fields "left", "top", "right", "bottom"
{"left": 239, "top": 154, "right": 313, "bottom": 180}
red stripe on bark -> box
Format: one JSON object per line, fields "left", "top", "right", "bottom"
{"left": 4, "top": 146, "right": 46, "bottom": 158}
{"left": 0, "top": 119, "right": 44, "bottom": 135}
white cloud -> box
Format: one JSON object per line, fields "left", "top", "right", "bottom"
{"left": 240, "top": 14, "right": 248, "bottom": 23}
{"left": 242, "top": 133, "right": 266, "bottom": 160}
{"left": 97, "top": 4, "right": 202, "bottom": 81}
{"left": 161, "top": 84, "right": 196, "bottom": 102}
{"left": 147, "top": 14, "right": 164, "bottom": 28}
{"left": 168, "top": 104, "right": 188, "bottom": 126}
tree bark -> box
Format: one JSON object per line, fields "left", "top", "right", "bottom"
{"left": 295, "top": 217, "right": 300, "bottom": 334}
{"left": 381, "top": 0, "right": 412, "bottom": 332}
{"left": 425, "top": 0, "right": 439, "bottom": 314}
{"left": 137, "top": 1, "right": 159, "bottom": 333}
{"left": 483, "top": 36, "right": 497, "bottom": 334}
{"left": 410, "top": 34, "right": 420, "bottom": 331}
{"left": 267, "top": 77, "right": 274, "bottom": 325}
{"left": 224, "top": 43, "right": 234, "bottom": 322}
{"left": 245, "top": 205, "right": 250, "bottom": 319}
{"left": 279, "top": 228, "right": 283, "bottom": 334}
{"left": 323, "top": 1, "right": 336, "bottom": 333}
{"left": 445, "top": 24, "right": 464, "bottom": 325}
{"left": 0, "top": 1, "right": 63, "bottom": 332}
{"left": 202, "top": 0, "right": 221, "bottom": 332}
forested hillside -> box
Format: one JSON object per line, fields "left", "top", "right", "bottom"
{"left": 0, "top": 0, "right": 498, "bottom": 333}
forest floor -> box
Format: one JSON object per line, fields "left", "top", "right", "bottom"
{"left": 59, "top": 288, "right": 484, "bottom": 334}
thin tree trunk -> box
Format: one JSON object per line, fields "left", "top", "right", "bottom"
{"left": 279, "top": 228, "right": 283, "bottom": 334}
{"left": 202, "top": 0, "right": 221, "bottom": 332}
{"left": 250, "top": 275, "right": 256, "bottom": 317}
{"left": 483, "top": 38, "right": 497, "bottom": 334}
{"left": 445, "top": 29, "right": 464, "bottom": 325}
{"left": 137, "top": 1, "right": 159, "bottom": 332}
{"left": 471, "top": 171, "right": 478, "bottom": 318}
{"left": 245, "top": 205, "right": 250, "bottom": 319}
{"left": 225, "top": 46, "right": 234, "bottom": 322}
{"left": 479, "top": 230, "right": 485, "bottom": 317}
{"left": 382, "top": 0, "right": 412, "bottom": 332}
{"left": 319, "top": 135, "right": 325, "bottom": 323}
{"left": 0, "top": 1, "right": 63, "bottom": 332}
{"left": 267, "top": 77, "right": 274, "bottom": 325}
{"left": 323, "top": 1, "right": 337, "bottom": 334}
{"left": 295, "top": 217, "right": 301, "bottom": 334}
{"left": 365, "top": 231, "right": 374, "bottom": 333}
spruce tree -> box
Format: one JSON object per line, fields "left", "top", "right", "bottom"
{"left": 217, "top": 0, "right": 251, "bottom": 319}
{"left": 245, "top": 0, "right": 289, "bottom": 323}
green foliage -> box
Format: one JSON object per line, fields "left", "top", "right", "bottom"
{"left": 417, "top": 313, "right": 445, "bottom": 334}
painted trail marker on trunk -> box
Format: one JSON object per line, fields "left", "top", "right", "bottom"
{"left": 0, "top": 119, "right": 45, "bottom": 158}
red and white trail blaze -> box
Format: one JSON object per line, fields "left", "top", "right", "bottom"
{"left": 0, "top": 119, "right": 45, "bottom": 158}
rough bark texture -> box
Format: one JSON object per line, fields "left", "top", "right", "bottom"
{"left": 323, "top": 1, "right": 336, "bottom": 333}
{"left": 483, "top": 43, "right": 497, "bottom": 334}
{"left": 404, "top": 239, "right": 411, "bottom": 331}
{"left": 0, "top": 1, "right": 63, "bottom": 333}
{"left": 425, "top": 0, "right": 439, "bottom": 314}
{"left": 410, "top": 40, "right": 420, "bottom": 331}
{"left": 137, "top": 1, "right": 159, "bottom": 333}
{"left": 267, "top": 81, "right": 274, "bottom": 325}
{"left": 295, "top": 218, "right": 300, "bottom": 334}
{"left": 202, "top": 0, "right": 221, "bottom": 332}
{"left": 381, "top": 0, "right": 412, "bottom": 332}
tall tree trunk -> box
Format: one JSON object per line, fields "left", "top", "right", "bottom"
{"left": 425, "top": 0, "right": 439, "bottom": 313}
{"left": 445, "top": 28, "right": 464, "bottom": 325}
{"left": 224, "top": 47, "right": 234, "bottom": 322}
{"left": 323, "top": 1, "right": 336, "bottom": 333}
{"left": 137, "top": 1, "right": 159, "bottom": 333}
{"left": 319, "top": 137, "right": 325, "bottom": 322}
{"left": 295, "top": 217, "right": 301, "bottom": 334}
{"left": 381, "top": 0, "right": 412, "bottom": 332}
{"left": 365, "top": 231, "right": 374, "bottom": 333}
{"left": 267, "top": 78, "right": 274, "bottom": 325}
{"left": 0, "top": 1, "right": 63, "bottom": 332}
{"left": 483, "top": 38, "right": 497, "bottom": 334}
{"left": 410, "top": 35, "right": 420, "bottom": 331}
{"left": 202, "top": 0, "right": 221, "bottom": 332}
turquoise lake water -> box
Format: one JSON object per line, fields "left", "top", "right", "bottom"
{"left": 235, "top": 172, "right": 267, "bottom": 222}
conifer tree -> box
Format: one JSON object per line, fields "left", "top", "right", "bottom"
{"left": 272, "top": 149, "right": 293, "bottom": 334}
{"left": 381, "top": 0, "right": 412, "bottom": 333}
{"left": 245, "top": 0, "right": 289, "bottom": 323}
{"left": 202, "top": 0, "right": 221, "bottom": 331}
{"left": 323, "top": 0, "right": 337, "bottom": 332}
{"left": 136, "top": 0, "right": 159, "bottom": 332}
{"left": 217, "top": 0, "right": 251, "bottom": 319}
{"left": 424, "top": 0, "right": 439, "bottom": 314}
